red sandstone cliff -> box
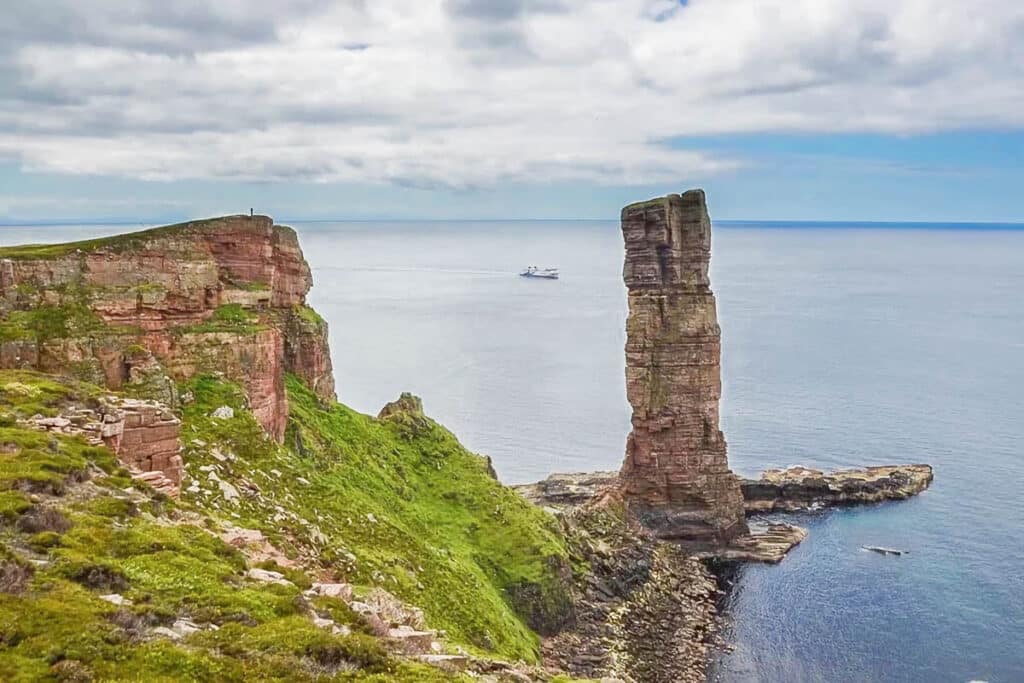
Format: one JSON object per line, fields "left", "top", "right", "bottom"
{"left": 619, "top": 190, "right": 748, "bottom": 545}
{"left": 0, "top": 215, "right": 335, "bottom": 442}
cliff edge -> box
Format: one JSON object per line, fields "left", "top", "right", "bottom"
{"left": 0, "top": 215, "right": 335, "bottom": 443}
{"left": 0, "top": 221, "right": 579, "bottom": 681}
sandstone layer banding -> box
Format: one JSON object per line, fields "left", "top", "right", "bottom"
{"left": 619, "top": 190, "right": 748, "bottom": 545}
{"left": 0, "top": 215, "right": 335, "bottom": 443}
{"left": 518, "top": 189, "right": 934, "bottom": 565}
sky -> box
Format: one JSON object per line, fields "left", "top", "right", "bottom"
{"left": 1, "top": 0, "right": 1023, "bottom": 223}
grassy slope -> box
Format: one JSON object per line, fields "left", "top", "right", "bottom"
{"left": 0, "top": 369, "right": 575, "bottom": 680}
{"left": 0, "top": 222, "right": 580, "bottom": 679}
{"left": 0, "top": 371, "right": 457, "bottom": 681}
{"left": 181, "top": 374, "right": 571, "bottom": 661}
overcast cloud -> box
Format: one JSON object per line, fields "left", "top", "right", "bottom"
{"left": 2, "top": 0, "right": 1022, "bottom": 188}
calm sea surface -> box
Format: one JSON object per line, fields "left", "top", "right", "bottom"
{"left": 2, "top": 220, "right": 1022, "bottom": 682}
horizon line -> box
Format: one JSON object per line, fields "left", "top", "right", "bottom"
{"left": 1, "top": 217, "right": 1023, "bottom": 229}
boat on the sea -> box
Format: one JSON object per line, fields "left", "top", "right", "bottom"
{"left": 520, "top": 266, "right": 559, "bottom": 279}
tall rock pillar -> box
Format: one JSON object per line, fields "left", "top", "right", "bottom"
{"left": 619, "top": 190, "right": 748, "bottom": 545}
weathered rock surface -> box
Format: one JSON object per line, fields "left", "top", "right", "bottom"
{"left": 541, "top": 506, "right": 719, "bottom": 683}
{"left": 518, "top": 463, "right": 931, "bottom": 563}
{"left": 515, "top": 471, "right": 619, "bottom": 510}
{"left": 700, "top": 522, "right": 808, "bottom": 563}
{"left": 22, "top": 395, "right": 184, "bottom": 495}
{"left": 0, "top": 215, "right": 334, "bottom": 441}
{"left": 618, "top": 191, "right": 748, "bottom": 545}
{"left": 741, "top": 464, "right": 934, "bottom": 513}
{"left": 520, "top": 466, "right": 932, "bottom": 515}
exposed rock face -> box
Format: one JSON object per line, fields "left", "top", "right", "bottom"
{"left": 22, "top": 396, "right": 183, "bottom": 496}
{"left": 100, "top": 398, "right": 184, "bottom": 490}
{"left": 541, "top": 506, "right": 718, "bottom": 683}
{"left": 741, "top": 464, "right": 934, "bottom": 513}
{"left": 0, "top": 215, "right": 335, "bottom": 441}
{"left": 619, "top": 190, "right": 748, "bottom": 545}
{"left": 515, "top": 471, "right": 620, "bottom": 509}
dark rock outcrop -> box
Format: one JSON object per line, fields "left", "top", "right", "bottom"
{"left": 542, "top": 506, "right": 718, "bottom": 683}
{"left": 741, "top": 464, "right": 934, "bottom": 513}
{"left": 618, "top": 191, "right": 748, "bottom": 546}
{"left": 515, "top": 471, "right": 620, "bottom": 509}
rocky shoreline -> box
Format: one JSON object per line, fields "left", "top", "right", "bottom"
{"left": 517, "top": 464, "right": 932, "bottom": 521}
{"left": 516, "top": 463, "right": 931, "bottom": 566}
{"left": 517, "top": 462, "right": 932, "bottom": 678}
{"left": 542, "top": 505, "right": 720, "bottom": 683}
{"left": 740, "top": 464, "right": 934, "bottom": 513}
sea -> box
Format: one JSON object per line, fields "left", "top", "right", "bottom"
{"left": 1, "top": 219, "right": 1022, "bottom": 683}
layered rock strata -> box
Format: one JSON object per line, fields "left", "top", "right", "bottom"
{"left": 22, "top": 396, "right": 183, "bottom": 496}
{"left": 741, "top": 464, "right": 934, "bottom": 513}
{"left": 619, "top": 191, "right": 748, "bottom": 545}
{"left": 0, "top": 215, "right": 334, "bottom": 441}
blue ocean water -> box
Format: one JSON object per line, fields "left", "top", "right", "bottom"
{"left": 1, "top": 220, "right": 1022, "bottom": 682}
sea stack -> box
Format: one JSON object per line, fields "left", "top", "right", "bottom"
{"left": 619, "top": 190, "right": 749, "bottom": 545}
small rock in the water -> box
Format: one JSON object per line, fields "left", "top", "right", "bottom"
{"left": 862, "top": 545, "right": 906, "bottom": 556}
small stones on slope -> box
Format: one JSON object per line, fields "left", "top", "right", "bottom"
{"left": 217, "top": 479, "right": 240, "bottom": 502}
{"left": 99, "top": 593, "right": 132, "bottom": 606}
{"left": 245, "top": 568, "right": 294, "bottom": 586}
{"left": 306, "top": 582, "right": 353, "bottom": 601}
{"left": 221, "top": 524, "right": 296, "bottom": 568}
{"left": 147, "top": 618, "right": 219, "bottom": 642}
{"left": 386, "top": 625, "right": 439, "bottom": 655}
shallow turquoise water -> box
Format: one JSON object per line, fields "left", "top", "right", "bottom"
{"left": 2, "top": 220, "right": 1021, "bottom": 682}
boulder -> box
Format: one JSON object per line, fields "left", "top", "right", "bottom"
{"left": 245, "top": 568, "right": 294, "bottom": 586}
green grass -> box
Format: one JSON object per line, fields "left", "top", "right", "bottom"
{"left": 181, "top": 304, "right": 265, "bottom": 335}
{"left": 177, "top": 374, "right": 571, "bottom": 662}
{"left": 0, "top": 216, "right": 293, "bottom": 261}
{"left": 0, "top": 303, "right": 108, "bottom": 344}
{"left": 293, "top": 304, "right": 326, "bottom": 327}
{"left": 0, "top": 370, "right": 96, "bottom": 417}
{"left": 0, "top": 367, "right": 577, "bottom": 679}
{"left": 0, "top": 218, "right": 227, "bottom": 260}
{"left": 0, "top": 428, "right": 119, "bottom": 496}
{"left": 622, "top": 195, "right": 670, "bottom": 212}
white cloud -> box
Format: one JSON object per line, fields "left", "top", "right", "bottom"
{"left": 1, "top": 0, "right": 1022, "bottom": 187}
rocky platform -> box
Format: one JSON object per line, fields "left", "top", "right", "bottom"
{"left": 740, "top": 464, "right": 934, "bottom": 513}
{"left": 516, "top": 463, "right": 932, "bottom": 563}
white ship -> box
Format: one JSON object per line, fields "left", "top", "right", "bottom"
{"left": 519, "top": 266, "right": 559, "bottom": 279}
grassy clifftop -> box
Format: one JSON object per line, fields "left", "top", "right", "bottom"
{"left": 0, "top": 368, "right": 575, "bottom": 680}
{"left": 0, "top": 216, "right": 271, "bottom": 260}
